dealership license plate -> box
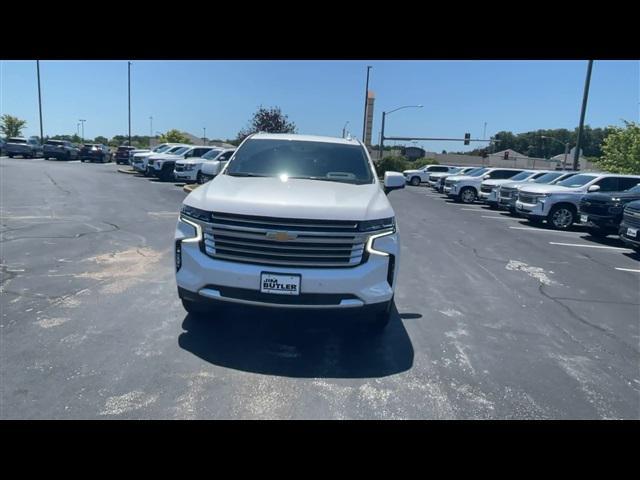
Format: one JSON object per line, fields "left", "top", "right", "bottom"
{"left": 580, "top": 214, "right": 588, "bottom": 223}
{"left": 627, "top": 228, "right": 638, "bottom": 238}
{"left": 260, "top": 272, "right": 300, "bottom": 295}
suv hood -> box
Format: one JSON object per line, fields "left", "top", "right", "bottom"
{"left": 184, "top": 175, "right": 394, "bottom": 221}
{"left": 482, "top": 179, "right": 514, "bottom": 187}
{"left": 176, "top": 158, "right": 205, "bottom": 166}
{"left": 149, "top": 153, "right": 183, "bottom": 161}
{"left": 519, "top": 184, "right": 579, "bottom": 194}
{"left": 583, "top": 190, "right": 640, "bottom": 202}
{"left": 447, "top": 175, "right": 476, "bottom": 182}
{"left": 403, "top": 169, "right": 423, "bottom": 175}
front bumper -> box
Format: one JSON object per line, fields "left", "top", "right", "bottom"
{"left": 174, "top": 169, "right": 197, "bottom": 181}
{"left": 619, "top": 223, "right": 640, "bottom": 248}
{"left": 498, "top": 196, "right": 517, "bottom": 209}
{"left": 515, "top": 199, "right": 549, "bottom": 218}
{"left": 480, "top": 190, "right": 498, "bottom": 204}
{"left": 580, "top": 212, "right": 621, "bottom": 231}
{"left": 444, "top": 184, "right": 457, "bottom": 195}
{"left": 175, "top": 221, "right": 398, "bottom": 309}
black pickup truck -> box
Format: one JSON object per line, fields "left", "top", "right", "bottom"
{"left": 579, "top": 182, "right": 640, "bottom": 237}
{"left": 619, "top": 200, "right": 640, "bottom": 251}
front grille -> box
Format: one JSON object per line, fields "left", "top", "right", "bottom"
{"left": 175, "top": 165, "right": 185, "bottom": 172}
{"left": 579, "top": 199, "right": 611, "bottom": 216}
{"left": 480, "top": 185, "right": 493, "bottom": 194}
{"left": 199, "top": 212, "right": 370, "bottom": 268}
{"left": 500, "top": 188, "right": 516, "bottom": 199}
{"left": 445, "top": 179, "right": 456, "bottom": 187}
{"left": 623, "top": 208, "right": 640, "bottom": 228}
{"left": 518, "top": 193, "right": 540, "bottom": 204}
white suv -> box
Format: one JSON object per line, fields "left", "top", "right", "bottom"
{"left": 175, "top": 133, "right": 406, "bottom": 329}
{"left": 403, "top": 164, "right": 458, "bottom": 186}
{"left": 516, "top": 173, "right": 640, "bottom": 229}
{"left": 445, "top": 168, "right": 524, "bottom": 203}
{"left": 480, "top": 170, "right": 549, "bottom": 207}
{"left": 174, "top": 148, "right": 235, "bottom": 184}
{"left": 131, "top": 143, "right": 186, "bottom": 173}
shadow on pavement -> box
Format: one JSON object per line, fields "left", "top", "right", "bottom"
{"left": 178, "top": 303, "right": 416, "bottom": 379}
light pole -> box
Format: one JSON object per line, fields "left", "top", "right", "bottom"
{"left": 342, "top": 121, "right": 350, "bottom": 138}
{"left": 79, "top": 119, "right": 86, "bottom": 143}
{"left": 362, "top": 66, "right": 372, "bottom": 144}
{"left": 378, "top": 105, "right": 423, "bottom": 160}
{"left": 36, "top": 61, "right": 44, "bottom": 143}
{"left": 573, "top": 60, "right": 594, "bottom": 171}
{"left": 76, "top": 123, "right": 80, "bottom": 138}
{"left": 149, "top": 116, "right": 153, "bottom": 146}
{"left": 203, "top": 127, "right": 206, "bottom": 145}
{"left": 128, "top": 62, "right": 132, "bottom": 147}
{"left": 483, "top": 122, "right": 487, "bottom": 140}
{"left": 541, "top": 136, "right": 570, "bottom": 169}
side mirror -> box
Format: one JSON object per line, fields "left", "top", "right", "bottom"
{"left": 383, "top": 171, "right": 405, "bottom": 195}
{"left": 587, "top": 185, "right": 600, "bottom": 192}
{"left": 483, "top": 175, "right": 491, "bottom": 180}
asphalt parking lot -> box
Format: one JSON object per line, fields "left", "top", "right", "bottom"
{"left": 1, "top": 156, "right": 639, "bottom": 419}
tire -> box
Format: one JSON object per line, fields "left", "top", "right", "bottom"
{"left": 366, "top": 298, "right": 393, "bottom": 332}
{"left": 587, "top": 228, "right": 609, "bottom": 238}
{"left": 527, "top": 217, "right": 543, "bottom": 225}
{"left": 144, "top": 166, "right": 152, "bottom": 177}
{"left": 547, "top": 205, "right": 575, "bottom": 230}
{"left": 181, "top": 298, "right": 210, "bottom": 316}
{"left": 459, "top": 187, "right": 476, "bottom": 204}
{"left": 196, "top": 171, "right": 205, "bottom": 184}
{"left": 410, "top": 176, "right": 420, "bottom": 186}
{"left": 160, "top": 169, "right": 173, "bottom": 182}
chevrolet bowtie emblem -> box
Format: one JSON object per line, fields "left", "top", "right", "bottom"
{"left": 266, "top": 231, "right": 298, "bottom": 241}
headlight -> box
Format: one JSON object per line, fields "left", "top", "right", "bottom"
{"left": 184, "top": 164, "right": 195, "bottom": 171}
{"left": 366, "top": 230, "right": 397, "bottom": 256}
{"left": 359, "top": 217, "right": 395, "bottom": 232}
{"left": 181, "top": 205, "right": 211, "bottom": 223}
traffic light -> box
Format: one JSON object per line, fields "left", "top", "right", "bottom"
{"left": 464, "top": 133, "right": 470, "bottom": 145}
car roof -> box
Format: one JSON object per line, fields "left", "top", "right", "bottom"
{"left": 251, "top": 132, "right": 361, "bottom": 146}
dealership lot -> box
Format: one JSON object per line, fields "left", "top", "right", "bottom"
{"left": 1, "top": 156, "right": 638, "bottom": 419}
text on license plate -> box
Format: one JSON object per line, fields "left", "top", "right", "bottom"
{"left": 580, "top": 214, "right": 588, "bottom": 223}
{"left": 627, "top": 228, "right": 637, "bottom": 238}
{"left": 260, "top": 272, "right": 300, "bottom": 295}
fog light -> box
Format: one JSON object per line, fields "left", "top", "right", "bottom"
{"left": 175, "top": 240, "right": 182, "bottom": 271}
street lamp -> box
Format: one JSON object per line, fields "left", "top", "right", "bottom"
{"left": 342, "top": 121, "right": 350, "bottom": 138}
{"left": 203, "top": 127, "right": 207, "bottom": 145}
{"left": 78, "top": 119, "right": 86, "bottom": 143}
{"left": 378, "top": 105, "right": 423, "bottom": 160}
{"left": 541, "top": 136, "right": 570, "bottom": 169}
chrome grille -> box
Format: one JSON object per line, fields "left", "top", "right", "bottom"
{"left": 480, "top": 185, "right": 493, "bottom": 194}
{"left": 200, "top": 212, "right": 370, "bottom": 268}
{"left": 518, "top": 193, "right": 540, "bottom": 204}
{"left": 175, "top": 165, "right": 185, "bottom": 172}
{"left": 500, "top": 187, "right": 516, "bottom": 199}
{"left": 623, "top": 207, "right": 640, "bottom": 228}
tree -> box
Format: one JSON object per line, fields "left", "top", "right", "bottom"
{"left": 236, "top": 106, "right": 296, "bottom": 143}
{"left": 1, "top": 114, "right": 27, "bottom": 138}
{"left": 157, "top": 129, "right": 192, "bottom": 144}
{"left": 593, "top": 121, "right": 640, "bottom": 174}
{"left": 94, "top": 136, "right": 109, "bottom": 145}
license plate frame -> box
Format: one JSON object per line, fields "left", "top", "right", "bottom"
{"left": 580, "top": 214, "right": 588, "bottom": 223}
{"left": 260, "top": 272, "right": 301, "bottom": 296}
{"left": 627, "top": 227, "right": 637, "bottom": 238}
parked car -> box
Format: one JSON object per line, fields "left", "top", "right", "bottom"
{"left": 431, "top": 167, "right": 482, "bottom": 193}
{"left": 516, "top": 173, "right": 640, "bottom": 229}
{"left": 42, "top": 139, "right": 80, "bottom": 160}
{"left": 579, "top": 181, "right": 640, "bottom": 237}
{"left": 175, "top": 148, "right": 235, "bottom": 184}
{"left": 80, "top": 144, "right": 112, "bottom": 163}
{"left": 498, "top": 171, "right": 578, "bottom": 214}
{"left": 428, "top": 167, "right": 469, "bottom": 188}
{"left": 619, "top": 200, "right": 640, "bottom": 252}
{"left": 115, "top": 145, "right": 137, "bottom": 165}
{"left": 480, "top": 170, "right": 549, "bottom": 208}
{"left": 403, "top": 164, "right": 459, "bottom": 186}
{"left": 131, "top": 143, "right": 186, "bottom": 174}
{"left": 445, "top": 168, "right": 524, "bottom": 204}
{"left": 175, "top": 133, "right": 406, "bottom": 330}
{"left": 4, "top": 137, "right": 43, "bottom": 158}
{"left": 149, "top": 146, "right": 215, "bottom": 181}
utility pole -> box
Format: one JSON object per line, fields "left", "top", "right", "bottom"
{"left": 149, "top": 116, "right": 153, "bottom": 146}
{"left": 573, "top": 60, "right": 594, "bottom": 171}
{"left": 378, "top": 112, "right": 386, "bottom": 160}
{"left": 79, "top": 119, "right": 86, "bottom": 143}
{"left": 203, "top": 127, "right": 206, "bottom": 145}
{"left": 362, "top": 66, "right": 372, "bottom": 143}
{"left": 483, "top": 122, "right": 487, "bottom": 139}
{"left": 128, "top": 62, "right": 132, "bottom": 147}
{"left": 36, "top": 61, "right": 44, "bottom": 143}
{"left": 342, "top": 121, "right": 350, "bottom": 138}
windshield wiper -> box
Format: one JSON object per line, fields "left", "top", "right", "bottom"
{"left": 226, "top": 172, "right": 268, "bottom": 177}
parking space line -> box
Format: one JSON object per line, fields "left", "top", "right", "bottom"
{"left": 509, "top": 226, "right": 583, "bottom": 235}
{"left": 549, "top": 242, "right": 633, "bottom": 252}
{"left": 460, "top": 208, "right": 488, "bottom": 211}
{"left": 615, "top": 267, "right": 640, "bottom": 273}
{"left": 481, "top": 215, "right": 520, "bottom": 220}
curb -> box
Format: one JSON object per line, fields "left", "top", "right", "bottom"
{"left": 117, "top": 168, "right": 138, "bottom": 174}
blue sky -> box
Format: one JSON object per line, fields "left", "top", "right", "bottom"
{"left": 1, "top": 60, "right": 638, "bottom": 152}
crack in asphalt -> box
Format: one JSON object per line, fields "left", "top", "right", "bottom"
{"left": 45, "top": 172, "right": 71, "bottom": 195}
{"left": 0, "top": 222, "right": 120, "bottom": 243}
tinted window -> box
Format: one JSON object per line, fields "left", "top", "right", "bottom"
{"left": 556, "top": 174, "right": 597, "bottom": 187}
{"left": 509, "top": 171, "right": 535, "bottom": 181}
{"left": 594, "top": 177, "right": 620, "bottom": 192}
{"left": 9, "top": 138, "right": 26, "bottom": 143}
{"left": 534, "top": 172, "right": 563, "bottom": 184}
{"left": 490, "top": 170, "right": 521, "bottom": 179}
{"left": 619, "top": 177, "right": 640, "bottom": 191}
{"left": 226, "top": 139, "right": 373, "bottom": 185}
{"left": 468, "top": 168, "right": 489, "bottom": 177}
{"left": 46, "top": 140, "right": 64, "bottom": 145}
{"left": 429, "top": 166, "right": 449, "bottom": 172}
{"left": 201, "top": 149, "right": 223, "bottom": 160}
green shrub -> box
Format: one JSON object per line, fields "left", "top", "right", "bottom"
{"left": 374, "top": 156, "right": 413, "bottom": 178}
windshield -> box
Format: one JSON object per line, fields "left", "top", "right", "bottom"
{"left": 172, "top": 147, "right": 190, "bottom": 156}
{"left": 165, "top": 146, "right": 185, "bottom": 154}
{"left": 534, "top": 172, "right": 564, "bottom": 184}
{"left": 9, "top": 138, "right": 27, "bottom": 144}
{"left": 225, "top": 139, "right": 374, "bottom": 184}
{"left": 509, "top": 171, "right": 534, "bottom": 181}
{"left": 153, "top": 145, "right": 171, "bottom": 153}
{"left": 556, "top": 174, "right": 597, "bottom": 188}
{"left": 467, "top": 168, "right": 489, "bottom": 177}
{"left": 46, "top": 140, "right": 64, "bottom": 145}
{"left": 201, "top": 149, "right": 224, "bottom": 160}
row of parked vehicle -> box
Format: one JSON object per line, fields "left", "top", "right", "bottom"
{"left": 2, "top": 137, "right": 114, "bottom": 162}
{"left": 125, "top": 143, "right": 236, "bottom": 183}
{"left": 402, "top": 163, "right": 640, "bottom": 252}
